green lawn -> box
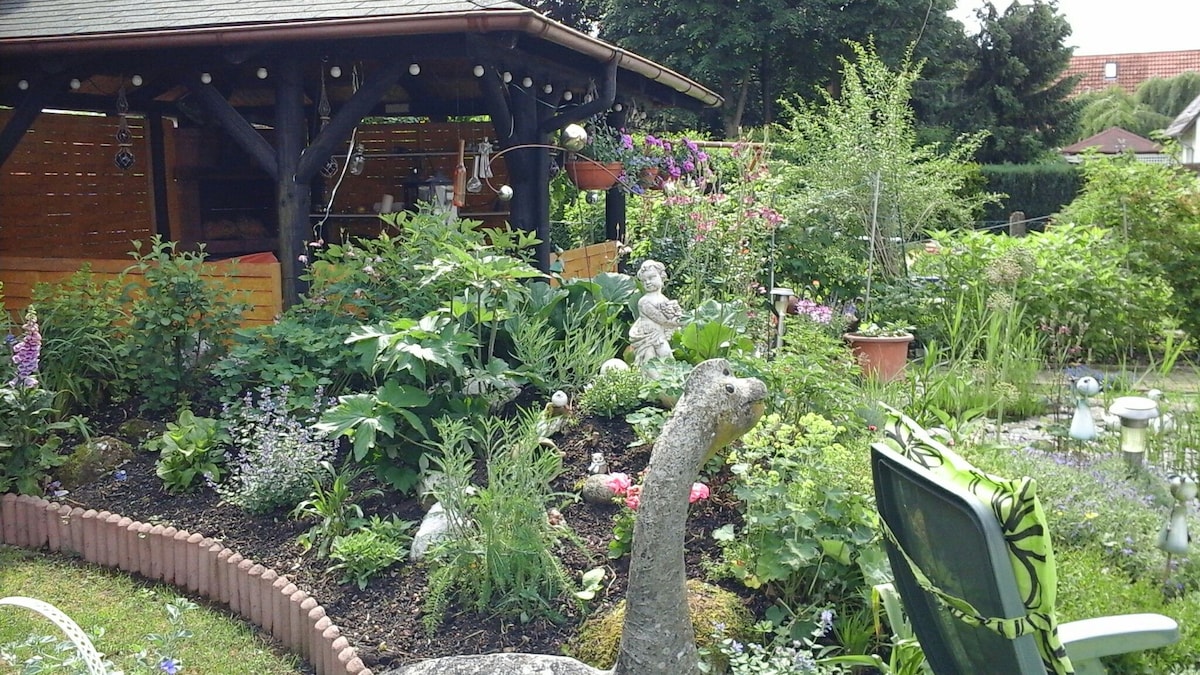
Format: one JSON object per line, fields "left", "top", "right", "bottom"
{"left": 0, "top": 546, "right": 304, "bottom": 674}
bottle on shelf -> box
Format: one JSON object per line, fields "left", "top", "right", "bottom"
{"left": 452, "top": 139, "right": 467, "bottom": 208}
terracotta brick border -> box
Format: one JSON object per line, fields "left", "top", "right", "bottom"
{"left": 0, "top": 493, "right": 372, "bottom": 675}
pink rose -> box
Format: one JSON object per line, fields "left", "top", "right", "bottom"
{"left": 625, "top": 485, "right": 642, "bottom": 510}
{"left": 606, "top": 472, "right": 632, "bottom": 496}
{"left": 689, "top": 482, "right": 710, "bottom": 503}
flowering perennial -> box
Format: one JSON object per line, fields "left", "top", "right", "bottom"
{"left": 8, "top": 307, "right": 42, "bottom": 388}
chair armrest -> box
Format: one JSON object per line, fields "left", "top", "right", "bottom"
{"left": 1060, "top": 613, "right": 1179, "bottom": 663}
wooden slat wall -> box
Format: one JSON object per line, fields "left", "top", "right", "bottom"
{"left": 552, "top": 240, "right": 620, "bottom": 280}
{"left": 0, "top": 256, "right": 281, "bottom": 327}
{"left": 0, "top": 109, "right": 156, "bottom": 258}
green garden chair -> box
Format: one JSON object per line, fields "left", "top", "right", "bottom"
{"left": 871, "top": 407, "right": 1180, "bottom": 675}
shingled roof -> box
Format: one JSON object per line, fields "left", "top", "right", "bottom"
{"left": 0, "top": 0, "right": 722, "bottom": 111}
{"left": 1166, "top": 93, "right": 1200, "bottom": 138}
{"left": 1061, "top": 126, "right": 1161, "bottom": 154}
{"left": 1064, "top": 50, "right": 1200, "bottom": 96}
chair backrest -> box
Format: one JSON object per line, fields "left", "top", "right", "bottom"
{"left": 871, "top": 442, "right": 1048, "bottom": 674}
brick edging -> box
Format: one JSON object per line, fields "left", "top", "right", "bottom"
{"left": 0, "top": 493, "right": 372, "bottom": 675}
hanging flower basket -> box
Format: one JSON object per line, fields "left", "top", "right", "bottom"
{"left": 566, "top": 160, "right": 623, "bottom": 190}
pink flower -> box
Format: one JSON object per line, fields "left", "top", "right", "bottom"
{"left": 625, "top": 485, "right": 642, "bottom": 510}
{"left": 689, "top": 482, "right": 710, "bottom": 503}
{"left": 606, "top": 472, "right": 632, "bottom": 496}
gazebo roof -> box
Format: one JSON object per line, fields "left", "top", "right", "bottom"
{"left": 0, "top": 0, "right": 721, "bottom": 117}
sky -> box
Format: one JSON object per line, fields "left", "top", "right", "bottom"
{"left": 952, "top": 0, "right": 1197, "bottom": 55}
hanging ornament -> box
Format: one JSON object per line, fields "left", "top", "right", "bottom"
{"left": 113, "top": 85, "right": 135, "bottom": 170}
{"left": 318, "top": 68, "right": 339, "bottom": 178}
{"left": 348, "top": 143, "right": 366, "bottom": 175}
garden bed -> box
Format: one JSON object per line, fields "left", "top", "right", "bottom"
{"left": 48, "top": 408, "right": 750, "bottom": 672}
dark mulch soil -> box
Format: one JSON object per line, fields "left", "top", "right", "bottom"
{"left": 60, "top": 403, "right": 754, "bottom": 672}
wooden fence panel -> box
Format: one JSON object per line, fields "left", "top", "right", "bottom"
{"left": 0, "top": 256, "right": 281, "bottom": 327}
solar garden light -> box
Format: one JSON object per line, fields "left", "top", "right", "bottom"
{"left": 770, "top": 287, "right": 794, "bottom": 356}
{"left": 1108, "top": 395, "right": 1160, "bottom": 469}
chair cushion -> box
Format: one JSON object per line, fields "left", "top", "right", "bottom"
{"left": 880, "top": 404, "right": 1074, "bottom": 675}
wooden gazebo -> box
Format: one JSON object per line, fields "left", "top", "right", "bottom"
{"left": 0, "top": 0, "right": 720, "bottom": 308}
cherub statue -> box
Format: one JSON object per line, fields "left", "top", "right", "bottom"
{"left": 629, "top": 260, "right": 683, "bottom": 366}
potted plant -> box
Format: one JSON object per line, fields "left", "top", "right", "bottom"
{"left": 566, "top": 121, "right": 627, "bottom": 190}
{"left": 844, "top": 319, "right": 914, "bottom": 382}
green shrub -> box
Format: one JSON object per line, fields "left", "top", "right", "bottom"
{"left": 744, "top": 317, "right": 862, "bottom": 427}
{"left": 1057, "top": 152, "right": 1200, "bottom": 339}
{"left": 422, "top": 414, "right": 579, "bottom": 629}
{"left": 978, "top": 162, "right": 1082, "bottom": 223}
{"left": 150, "top": 410, "right": 229, "bottom": 494}
{"left": 714, "top": 413, "right": 877, "bottom": 606}
{"left": 30, "top": 265, "right": 126, "bottom": 412}
{"left": 916, "top": 224, "right": 1172, "bottom": 360}
{"left": 118, "top": 236, "right": 247, "bottom": 414}
{"left": 328, "top": 518, "right": 414, "bottom": 590}
{"left": 578, "top": 368, "right": 647, "bottom": 418}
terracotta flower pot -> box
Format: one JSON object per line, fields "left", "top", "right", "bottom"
{"left": 566, "top": 160, "right": 623, "bottom": 190}
{"left": 845, "top": 332, "right": 914, "bottom": 382}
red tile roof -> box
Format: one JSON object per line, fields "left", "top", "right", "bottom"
{"left": 1061, "top": 127, "right": 1161, "bottom": 154}
{"left": 1065, "top": 50, "right": 1200, "bottom": 95}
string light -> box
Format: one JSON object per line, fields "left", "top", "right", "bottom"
{"left": 521, "top": 76, "right": 533, "bottom": 88}
{"left": 69, "top": 78, "right": 81, "bottom": 90}
{"left": 17, "top": 80, "right": 29, "bottom": 90}
{"left": 473, "top": 65, "right": 485, "bottom": 77}
{"left": 330, "top": 66, "right": 342, "bottom": 78}
{"left": 200, "top": 72, "right": 212, "bottom": 84}
{"left": 502, "top": 71, "right": 512, "bottom": 83}
{"left": 563, "top": 91, "right": 573, "bottom": 101}
{"left": 543, "top": 84, "right": 553, "bottom": 94}
{"left": 131, "top": 75, "right": 143, "bottom": 87}
{"left": 408, "top": 63, "right": 421, "bottom": 76}
{"left": 256, "top": 67, "right": 268, "bottom": 79}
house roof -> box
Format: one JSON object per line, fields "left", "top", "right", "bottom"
{"left": 1064, "top": 50, "right": 1200, "bottom": 96}
{"left": 1061, "top": 126, "right": 1161, "bottom": 154}
{"left": 0, "top": 0, "right": 722, "bottom": 114}
{"left": 1166, "top": 92, "right": 1200, "bottom": 138}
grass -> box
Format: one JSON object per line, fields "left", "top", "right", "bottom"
{"left": 0, "top": 546, "right": 304, "bottom": 674}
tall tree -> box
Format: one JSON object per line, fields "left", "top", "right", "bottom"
{"left": 596, "top": 0, "right": 970, "bottom": 138}
{"left": 961, "top": 0, "right": 1080, "bottom": 163}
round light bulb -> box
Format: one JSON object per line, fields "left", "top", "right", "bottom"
{"left": 521, "top": 76, "right": 533, "bottom": 88}
{"left": 330, "top": 66, "right": 342, "bottom": 78}
{"left": 543, "top": 83, "right": 553, "bottom": 94}
{"left": 563, "top": 91, "right": 573, "bottom": 101}
{"left": 69, "top": 78, "right": 81, "bottom": 90}
{"left": 200, "top": 72, "right": 212, "bottom": 84}
{"left": 502, "top": 71, "right": 512, "bottom": 83}
{"left": 256, "top": 67, "right": 268, "bottom": 79}
{"left": 131, "top": 74, "right": 143, "bottom": 87}
{"left": 408, "top": 63, "right": 421, "bottom": 76}
{"left": 560, "top": 124, "right": 588, "bottom": 151}
{"left": 472, "top": 65, "right": 484, "bottom": 77}
{"left": 17, "top": 79, "right": 29, "bottom": 91}
{"left": 614, "top": 103, "right": 623, "bottom": 112}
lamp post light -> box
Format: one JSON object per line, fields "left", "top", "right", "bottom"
{"left": 770, "top": 287, "right": 794, "bottom": 356}
{"left": 1109, "top": 396, "right": 1160, "bottom": 469}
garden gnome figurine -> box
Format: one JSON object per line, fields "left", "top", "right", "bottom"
{"left": 629, "top": 260, "right": 683, "bottom": 365}
{"left": 1068, "top": 375, "right": 1101, "bottom": 441}
{"left": 1157, "top": 473, "right": 1197, "bottom": 556}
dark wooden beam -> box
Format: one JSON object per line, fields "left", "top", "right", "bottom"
{"left": 146, "top": 110, "right": 172, "bottom": 238}
{"left": 296, "top": 59, "right": 405, "bottom": 182}
{"left": 0, "top": 74, "right": 68, "bottom": 166}
{"left": 539, "top": 59, "right": 618, "bottom": 134}
{"left": 187, "top": 77, "right": 278, "bottom": 180}
{"left": 275, "top": 58, "right": 310, "bottom": 309}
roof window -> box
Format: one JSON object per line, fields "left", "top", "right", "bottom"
{"left": 1104, "top": 61, "right": 1118, "bottom": 79}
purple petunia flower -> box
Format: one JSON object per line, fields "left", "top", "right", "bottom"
{"left": 159, "top": 657, "right": 178, "bottom": 674}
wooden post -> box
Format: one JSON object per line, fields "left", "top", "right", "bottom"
{"left": 1009, "top": 211, "right": 1026, "bottom": 237}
